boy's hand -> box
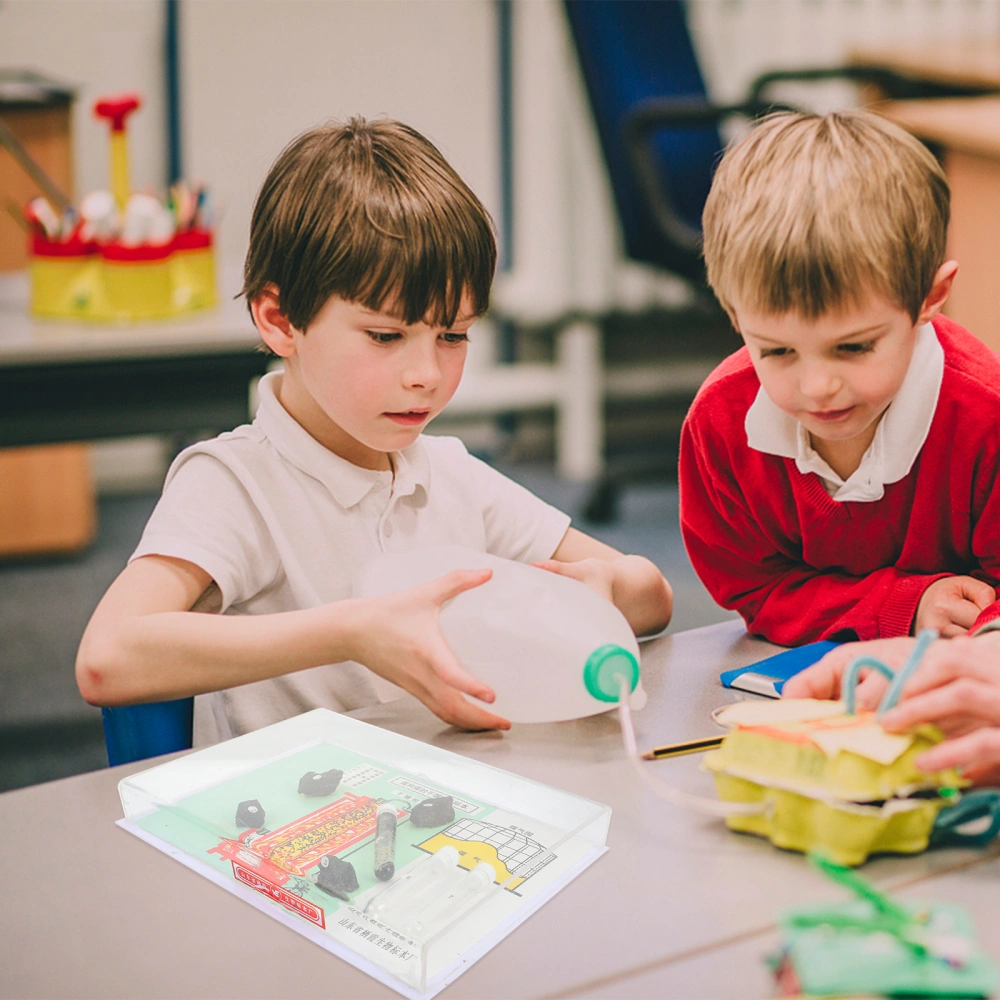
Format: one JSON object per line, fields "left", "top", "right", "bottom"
{"left": 349, "top": 569, "right": 512, "bottom": 732}
{"left": 783, "top": 637, "right": 917, "bottom": 707}
{"left": 531, "top": 557, "right": 615, "bottom": 603}
{"left": 914, "top": 575, "right": 995, "bottom": 637}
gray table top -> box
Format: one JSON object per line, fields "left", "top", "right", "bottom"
{"left": 0, "top": 269, "right": 259, "bottom": 365}
{"left": 2, "top": 619, "right": 997, "bottom": 999}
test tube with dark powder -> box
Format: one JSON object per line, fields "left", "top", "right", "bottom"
{"left": 374, "top": 803, "right": 397, "bottom": 881}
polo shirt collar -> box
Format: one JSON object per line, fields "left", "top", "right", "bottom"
{"left": 253, "top": 371, "right": 432, "bottom": 508}
{"left": 744, "top": 322, "right": 944, "bottom": 502}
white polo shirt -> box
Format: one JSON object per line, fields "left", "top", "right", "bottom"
{"left": 132, "top": 371, "right": 571, "bottom": 745}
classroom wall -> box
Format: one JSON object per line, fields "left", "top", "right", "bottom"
{"left": 180, "top": 0, "right": 499, "bottom": 268}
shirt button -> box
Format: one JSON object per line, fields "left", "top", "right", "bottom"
{"left": 383, "top": 522, "right": 393, "bottom": 538}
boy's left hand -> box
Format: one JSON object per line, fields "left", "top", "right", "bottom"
{"left": 532, "top": 558, "right": 615, "bottom": 603}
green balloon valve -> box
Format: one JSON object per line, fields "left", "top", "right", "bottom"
{"left": 583, "top": 644, "right": 640, "bottom": 703}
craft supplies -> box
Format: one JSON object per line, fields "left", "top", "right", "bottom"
{"left": 771, "top": 852, "right": 1000, "bottom": 997}
{"left": 705, "top": 632, "right": 1000, "bottom": 865}
{"left": 23, "top": 90, "right": 216, "bottom": 321}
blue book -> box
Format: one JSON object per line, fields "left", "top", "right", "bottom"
{"left": 720, "top": 641, "right": 840, "bottom": 698}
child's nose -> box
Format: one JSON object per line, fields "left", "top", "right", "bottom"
{"left": 403, "top": 346, "right": 441, "bottom": 389}
{"left": 799, "top": 364, "right": 840, "bottom": 403}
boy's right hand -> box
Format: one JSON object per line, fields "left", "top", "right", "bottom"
{"left": 348, "top": 569, "right": 512, "bottom": 732}
{"left": 914, "top": 576, "right": 995, "bottom": 637}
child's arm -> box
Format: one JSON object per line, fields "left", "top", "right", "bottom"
{"left": 76, "top": 554, "right": 511, "bottom": 730}
{"left": 533, "top": 528, "right": 673, "bottom": 636}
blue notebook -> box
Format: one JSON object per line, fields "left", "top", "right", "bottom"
{"left": 720, "top": 641, "right": 840, "bottom": 698}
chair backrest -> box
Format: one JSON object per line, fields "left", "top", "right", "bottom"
{"left": 102, "top": 697, "right": 194, "bottom": 767}
{"left": 563, "top": 0, "right": 722, "bottom": 281}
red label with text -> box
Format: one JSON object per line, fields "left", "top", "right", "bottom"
{"left": 233, "top": 861, "right": 326, "bottom": 928}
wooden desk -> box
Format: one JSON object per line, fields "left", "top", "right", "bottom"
{"left": 2, "top": 620, "right": 997, "bottom": 999}
{"left": 877, "top": 96, "right": 1000, "bottom": 351}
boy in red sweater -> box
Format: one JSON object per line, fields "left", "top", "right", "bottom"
{"left": 679, "top": 110, "right": 1000, "bottom": 645}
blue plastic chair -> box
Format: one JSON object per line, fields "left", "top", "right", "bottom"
{"left": 102, "top": 698, "right": 194, "bottom": 767}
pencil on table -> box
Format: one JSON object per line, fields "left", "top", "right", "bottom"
{"left": 640, "top": 736, "right": 724, "bottom": 760}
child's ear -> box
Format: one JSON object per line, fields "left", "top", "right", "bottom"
{"left": 916, "top": 260, "right": 959, "bottom": 325}
{"left": 251, "top": 285, "right": 299, "bottom": 357}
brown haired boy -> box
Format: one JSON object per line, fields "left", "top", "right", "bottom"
{"left": 680, "top": 110, "right": 1000, "bottom": 646}
{"left": 77, "top": 118, "right": 673, "bottom": 742}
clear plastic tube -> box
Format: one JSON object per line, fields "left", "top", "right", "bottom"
{"left": 615, "top": 674, "right": 768, "bottom": 818}
{"left": 408, "top": 862, "right": 497, "bottom": 937}
{"left": 364, "top": 845, "right": 459, "bottom": 924}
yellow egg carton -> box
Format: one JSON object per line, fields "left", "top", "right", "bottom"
{"left": 704, "top": 700, "right": 966, "bottom": 866}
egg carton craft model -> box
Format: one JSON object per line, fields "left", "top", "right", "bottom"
{"left": 705, "top": 633, "right": 1000, "bottom": 865}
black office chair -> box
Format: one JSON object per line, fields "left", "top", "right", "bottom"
{"left": 563, "top": 0, "right": 999, "bottom": 521}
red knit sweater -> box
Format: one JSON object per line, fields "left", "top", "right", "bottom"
{"left": 679, "top": 316, "right": 1000, "bottom": 645}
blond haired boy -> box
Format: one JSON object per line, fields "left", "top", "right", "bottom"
{"left": 77, "top": 118, "right": 673, "bottom": 743}
{"left": 679, "top": 110, "right": 1000, "bottom": 646}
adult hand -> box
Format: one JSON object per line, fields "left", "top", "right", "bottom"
{"left": 532, "top": 557, "right": 615, "bottom": 603}
{"left": 880, "top": 633, "right": 1000, "bottom": 782}
{"left": 782, "top": 637, "right": 918, "bottom": 708}
{"left": 349, "top": 568, "right": 511, "bottom": 731}
{"left": 914, "top": 575, "right": 995, "bottom": 637}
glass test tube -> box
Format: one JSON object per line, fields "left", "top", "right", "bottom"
{"left": 374, "top": 803, "right": 397, "bottom": 881}
{"left": 365, "top": 844, "right": 459, "bottom": 924}
{"left": 409, "top": 861, "right": 497, "bottom": 938}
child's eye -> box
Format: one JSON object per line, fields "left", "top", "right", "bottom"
{"left": 440, "top": 332, "right": 469, "bottom": 345}
{"left": 838, "top": 341, "right": 875, "bottom": 355}
{"left": 367, "top": 331, "right": 402, "bottom": 345}
{"left": 759, "top": 347, "right": 790, "bottom": 359}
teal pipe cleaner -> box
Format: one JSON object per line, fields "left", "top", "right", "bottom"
{"left": 842, "top": 628, "right": 939, "bottom": 716}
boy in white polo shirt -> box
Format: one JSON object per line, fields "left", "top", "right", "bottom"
{"left": 77, "top": 117, "right": 673, "bottom": 744}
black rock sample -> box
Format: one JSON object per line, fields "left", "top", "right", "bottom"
{"left": 235, "top": 799, "right": 265, "bottom": 829}
{"left": 315, "top": 854, "right": 359, "bottom": 900}
{"left": 410, "top": 795, "right": 456, "bottom": 828}
{"left": 298, "top": 769, "right": 344, "bottom": 796}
